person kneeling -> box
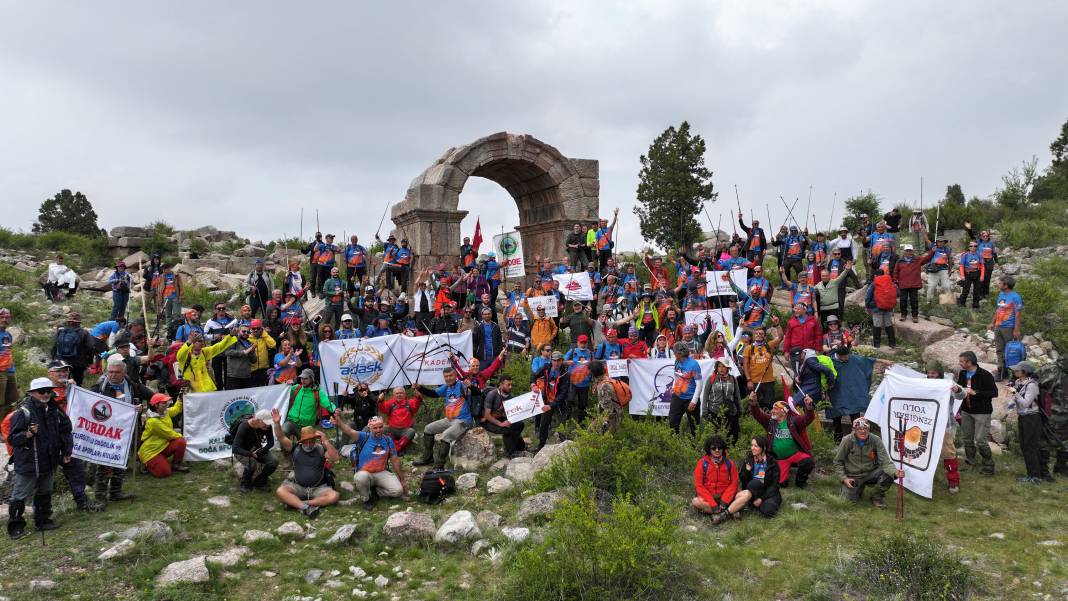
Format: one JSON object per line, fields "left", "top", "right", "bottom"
{"left": 139, "top": 393, "right": 189, "bottom": 478}
{"left": 233, "top": 409, "right": 278, "bottom": 492}
{"left": 690, "top": 436, "right": 738, "bottom": 524}
{"left": 721, "top": 435, "right": 782, "bottom": 523}
{"left": 338, "top": 416, "right": 408, "bottom": 510}
{"left": 834, "top": 417, "right": 903, "bottom": 509}
{"left": 272, "top": 418, "right": 339, "bottom": 518}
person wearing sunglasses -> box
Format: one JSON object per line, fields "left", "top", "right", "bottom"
{"left": 957, "top": 241, "right": 985, "bottom": 309}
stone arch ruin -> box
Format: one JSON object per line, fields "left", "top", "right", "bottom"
{"left": 391, "top": 132, "right": 600, "bottom": 282}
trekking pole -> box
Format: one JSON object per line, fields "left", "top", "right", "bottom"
{"left": 31, "top": 422, "right": 44, "bottom": 545}
{"left": 779, "top": 196, "right": 801, "bottom": 230}
{"left": 299, "top": 210, "right": 303, "bottom": 244}
{"left": 137, "top": 258, "right": 153, "bottom": 359}
{"left": 765, "top": 204, "right": 773, "bottom": 234}
{"left": 316, "top": 209, "right": 320, "bottom": 235}
{"left": 896, "top": 416, "right": 907, "bottom": 520}
{"left": 734, "top": 184, "right": 743, "bottom": 220}
{"left": 332, "top": 382, "right": 341, "bottom": 447}
{"left": 827, "top": 192, "right": 837, "bottom": 233}
{"left": 805, "top": 186, "right": 813, "bottom": 228}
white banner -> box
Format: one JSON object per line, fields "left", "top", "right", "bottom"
{"left": 526, "top": 295, "right": 558, "bottom": 317}
{"left": 494, "top": 231, "right": 526, "bottom": 278}
{"left": 705, "top": 270, "right": 748, "bottom": 297}
{"left": 183, "top": 384, "right": 292, "bottom": 461}
{"left": 685, "top": 309, "right": 733, "bottom": 338}
{"left": 607, "top": 359, "right": 629, "bottom": 378}
{"left": 319, "top": 331, "right": 473, "bottom": 393}
{"left": 627, "top": 358, "right": 731, "bottom": 416}
{"left": 68, "top": 385, "right": 139, "bottom": 469}
{"left": 865, "top": 369, "right": 958, "bottom": 498}
{"left": 503, "top": 391, "right": 545, "bottom": 423}
{"left": 553, "top": 272, "right": 594, "bottom": 301}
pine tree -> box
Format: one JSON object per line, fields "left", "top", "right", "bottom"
{"left": 33, "top": 189, "right": 104, "bottom": 237}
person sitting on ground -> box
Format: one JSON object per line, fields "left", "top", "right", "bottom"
{"left": 377, "top": 386, "right": 421, "bottom": 455}
{"left": 749, "top": 395, "right": 816, "bottom": 489}
{"left": 272, "top": 416, "right": 339, "bottom": 518}
{"left": 481, "top": 375, "right": 527, "bottom": 457}
{"left": 833, "top": 417, "right": 903, "bottom": 509}
{"left": 232, "top": 409, "right": 277, "bottom": 492}
{"left": 691, "top": 435, "right": 738, "bottom": 522}
{"left": 283, "top": 369, "right": 338, "bottom": 440}
{"left": 413, "top": 367, "right": 475, "bottom": 469}
{"left": 139, "top": 393, "right": 188, "bottom": 478}
{"left": 719, "top": 435, "right": 782, "bottom": 523}
{"left": 337, "top": 416, "right": 407, "bottom": 510}
{"left": 5, "top": 378, "right": 70, "bottom": 539}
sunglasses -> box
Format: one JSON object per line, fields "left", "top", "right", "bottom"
{"left": 251, "top": 327, "right": 263, "bottom": 331}
{"left": 215, "top": 307, "right": 226, "bottom": 311}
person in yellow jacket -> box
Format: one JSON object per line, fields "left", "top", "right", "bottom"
{"left": 176, "top": 331, "right": 238, "bottom": 392}
{"left": 529, "top": 305, "right": 558, "bottom": 350}
{"left": 139, "top": 393, "right": 188, "bottom": 478}
{"left": 248, "top": 318, "right": 276, "bottom": 387}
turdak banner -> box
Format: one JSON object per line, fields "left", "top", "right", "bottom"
{"left": 318, "top": 330, "right": 473, "bottom": 393}
{"left": 183, "top": 384, "right": 291, "bottom": 461}
{"left": 626, "top": 357, "right": 735, "bottom": 417}
{"left": 553, "top": 272, "right": 594, "bottom": 301}
{"left": 68, "top": 385, "right": 139, "bottom": 469}
{"left": 705, "top": 270, "right": 748, "bottom": 297}
{"left": 865, "top": 367, "right": 959, "bottom": 498}
{"left": 493, "top": 231, "right": 525, "bottom": 278}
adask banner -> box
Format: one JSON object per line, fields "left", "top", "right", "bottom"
{"left": 552, "top": 272, "right": 594, "bottom": 301}
{"left": 183, "top": 384, "right": 291, "bottom": 461}
{"left": 318, "top": 331, "right": 473, "bottom": 393}
{"left": 865, "top": 368, "right": 958, "bottom": 498}
{"left": 627, "top": 357, "right": 737, "bottom": 417}
{"left": 493, "top": 231, "right": 526, "bottom": 278}
{"left": 68, "top": 385, "right": 139, "bottom": 469}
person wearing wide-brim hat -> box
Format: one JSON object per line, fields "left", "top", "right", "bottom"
{"left": 6, "top": 377, "right": 69, "bottom": 539}
{"left": 272, "top": 413, "right": 339, "bottom": 518}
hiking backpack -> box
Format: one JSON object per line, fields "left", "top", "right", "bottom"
{"left": 610, "top": 379, "right": 632, "bottom": 406}
{"left": 872, "top": 275, "right": 897, "bottom": 312}
{"left": 418, "top": 469, "right": 456, "bottom": 505}
{"left": 224, "top": 416, "right": 250, "bottom": 446}
{"left": 54, "top": 328, "right": 81, "bottom": 360}
{"left": 1004, "top": 341, "right": 1027, "bottom": 370}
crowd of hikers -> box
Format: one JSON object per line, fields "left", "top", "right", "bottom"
{"left": 2, "top": 205, "right": 1067, "bottom": 539}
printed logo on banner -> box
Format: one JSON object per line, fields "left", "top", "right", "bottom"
{"left": 498, "top": 234, "right": 519, "bottom": 257}
{"left": 339, "top": 345, "right": 386, "bottom": 389}
{"left": 402, "top": 338, "right": 468, "bottom": 374}
{"left": 220, "top": 395, "right": 256, "bottom": 430}
{"left": 887, "top": 397, "right": 940, "bottom": 471}
{"left": 91, "top": 400, "right": 113, "bottom": 422}
{"left": 648, "top": 365, "right": 677, "bottom": 412}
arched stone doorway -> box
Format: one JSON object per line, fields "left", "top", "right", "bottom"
{"left": 391, "top": 132, "right": 599, "bottom": 285}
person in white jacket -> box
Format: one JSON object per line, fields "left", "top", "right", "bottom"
{"left": 45, "top": 254, "right": 79, "bottom": 301}
{"left": 647, "top": 334, "right": 675, "bottom": 359}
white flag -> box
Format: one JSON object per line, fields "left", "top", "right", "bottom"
{"left": 68, "top": 385, "right": 139, "bottom": 469}
{"left": 526, "top": 295, "right": 558, "bottom": 317}
{"left": 553, "top": 272, "right": 594, "bottom": 301}
{"left": 705, "top": 270, "right": 748, "bottom": 297}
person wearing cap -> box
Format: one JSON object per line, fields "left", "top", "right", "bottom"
{"left": 828, "top": 346, "right": 875, "bottom": 442}
{"left": 413, "top": 367, "right": 476, "bottom": 468}
{"left": 531, "top": 349, "right": 569, "bottom": 450}
{"left": 865, "top": 267, "right": 898, "bottom": 349}
{"left": 642, "top": 250, "right": 671, "bottom": 291}
{"left": 908, "top": 208, "right": 930, "bottom": 249}
{"left": 621, "top": 328, "right": 648, "bottom": 359}
{"left": 343, "top": 234, "right": 369, "bottom": 294}
{"left": 176, "top": 325, "right": 237, "bottom": 393}
{"left": 925, "top": 360, "right": 967, "bottom": 493}
{"left": 155, "top": 262, "right": 184, "bottom": 326}
{"left": 223, "top": 324, "right": 257, "bottom": 390}
{"left": 337, "top": 314, "right": 360, "bottom": 340}
{"left": 956, "top": 239, "right": 985, "bottom": 309}
{"left": 0, "top": 308, "right": 18, "bottom": 412}
{"left": 51, "top": 313, "right": 94, "bottom": 385}
{"left": 138, "top": 393, "right": 188, "bottom": 478}
{"left": 314, "top": 233, "right": 340, "bottom": 298}
{"left": 748, "top": 393, "right": 816, "bottom": 488}
{"left": 691, "top": 435, "right": 739, "bottom": 522}
{"left": 272, "top": 410, "right": 339, "bottom": 518}
{"left": 631, "top": 291, "right": 661, "bottom": 345}
{"left": 459, "top": 236, "right": 476, "bottom": 273}
{"left": 244, "top": 259, "right": 271, "bottom": 318}
{"left": 1010, "top": 361, "right": 1049, "bottom": 484}
{"left": 667, "top": 343, "right": 703, "bottom": 435}
{"left": 566, "top": 222, "right": 589, "bottom": 270}
{"left": 891, "top": 243, "right": 927, "bottom": 323}
{"left": 231, "top": 409, "right": 277, "bottom": 492}
{"left": 742, "top": 325, "right": 780, "bottom": 410}
{"left": 728, "top": 279, "right": 772, "bottom": 331}
{"left": 991, "top": 276, "right": 1024, "bottom": 381}
{"left": 173, "top": 306, "right": 204, "bottom": 343}
{"left": 956, "top": 351, "right": 998, "bottom": 476}
{"left": 40, "top": 360, "right": 101, "bottom": 511}
{"left": 246, "top": 319, "right": 276, "bottom": 387}
{"left": 107, "top": 261, "right": 133, "bottom": 320}
{"left": 820, "top": 314, "right": 853, "bottom": 354}
{"left": 530, "top": 303, "right": 558, "bottom": 351}
{"left": 321, "top": 266, "right": 347, "bottom": 329}
{"left": 5, "top": 377, "right": 71, "bottom": 539}
{"left": 594, "top": 327, "right": 623, "bottom": 360}
{"left": 921, "top": 235, "right": 954, "bottom": 314}
{"left": 373, "top": 386, "right": 422, "bottom": 455}
{"left": 562, "top": 334, "right": 595, "bottom": 421}
{"left": 283, "top": 368, "right": 337, "bottom": 440}
{"left": 560, "top": 301, "right": 595, "bottom": 348}
{"left": 833, "top": 417, "right": 903, "bottom": 509}
{"left": 774, "top": 224, "right": 808, "bottom": 285}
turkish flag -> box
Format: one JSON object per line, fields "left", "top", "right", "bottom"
{"left": 472, "top": 218, "right": 483, "bottom": 251}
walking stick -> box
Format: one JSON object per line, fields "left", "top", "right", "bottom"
{"left": 805, "top": 186, "right": 813, "bottom": 228}
{"left": 765, "top": 204, "right": 773, "bottom": 233}
{"left": 827, "top": 192, "right": 837, "bottom": 233}
{"left": 896, "top": 416, "right": 907, "bottom": 520}
{"left": 137, "top": 258, "right": 153, "bottom": 359}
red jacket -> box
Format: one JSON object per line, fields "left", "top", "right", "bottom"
{"left": 378, "top": 396, "right": 422, "bottom": 429}
{"left": 749, "top": 397, "right": 816, "bottom": 454}
{"left": 892, "top": 252, "right": 932, "bottom": 290}
{"left": 621, "top": 340, "right": 648, "bottom": 359}
{"left": 451, "top": 356, "right": 502, "bottom": 388}
{"left": 783, "top": 315, "right": 822, "bottom": 353}
{"left": 694, "top": 454, "right": 738, "bottom": 506}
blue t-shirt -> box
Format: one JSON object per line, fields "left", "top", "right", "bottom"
{"left": 595, "top": 342, "right": 623, "bottom": 360}
{"left": 994, "top": 290, "right": 1023, "bottom": 330}
{"left": 174, "top": 322, "right": 204, "bottom": 343}
{"left": 565, "top": 347, "right": 593, "bottom": 387}
{"left": 672, "top": 357, "right": 702, "bottom": 401}
{"left": 337, "top": 328, "right": 360, "bottom": 340}
{"left": 437, "top": 381, "right": 473, "bottom": 424}
{"left": 91, "top": 321, "right": 123, "bottom": 338}
{"left": 960, "top": 252, "right": 983, "bottom": 273}
{"left": 752, "top": 460, "right": 767, "bottom": 483}
{"left": 0, "top": 329, "right": 14, "bottom": 374}
{"left": 353, "top": 431, "right": 396, "bottom": 473}
{"left": 977, "top": 240, "right": 996, "bottom": 261}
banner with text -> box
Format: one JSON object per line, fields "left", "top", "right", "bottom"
{"left": 553, "top": 272, "right": 594, "bottom": 301}
{"left": 502, "top": 391, "right": 545, "bottom": 423}
{"left": 319, "top": 331, "right": 473, "bottom": 393}
{"left": 494, "top": 231, "right": 526, "bottom": 278}
{"left": 68, "top": 385, "right": 139, "bottom": 469}
{"left": 526, "top": 295, "right": 558, "bottom": 317}
{"left": 183, "top": 384, "right": 291, "bottom": 461}
{"left": 705, "top": 270, "right": 748, "bottom": 297}
{"left": 627, "top": 358, "right": 730, "bottom": 416}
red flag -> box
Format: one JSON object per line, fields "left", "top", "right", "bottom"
{"left": 472, "top": 218, "right": 483, "bottom": 251}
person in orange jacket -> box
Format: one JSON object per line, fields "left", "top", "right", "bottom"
{"left": 691, "top": 435, "right": 738, "bottom": 523}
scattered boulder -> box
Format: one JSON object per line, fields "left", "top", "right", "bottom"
{"left": 383, "top": 510, "right": 436, "bottom": 542}
{"left": 5, "top": 326, "right": 26, "bottom": 345}
{"left": 304, "top": 569, "right": 324, "bottom": 584}
{"left": 455, "top": 473, "right": 479, "bottom": 491}
{"left": 206, "top": 546, "right": 250, "bottom": 567}
{"left": 98, "top": 538, "right": 136, "bottom": 561}
{"left": 243, "top": 529, "right": 276, "bottom": 543}
{"left": 275, "top": 521, "right": 304, "bottom": 538}
{"left": 206, "top": 495, "right": 231, "bottom": 508}
{"left": 327, "top": 523, "right": 358, "bottom": 545}
{"left": 233, "top": 245, "right": 268, "bottom": 258}
{"left": 486, "top": 476, "right": 514, "bottom": 494}
{"left": 449, "top": 427, "right": 496, "bottom": 470}
{"left": 471, "top": 539, "right": 493, "bottom": 557}
{"left": 110, "top": 226, "right": 148, "bottom": 238}
{"left": 156, "top": 556, "right": 210, "bottom": 585}
{"left": 531, "top": 440, "right": 576, "bottom": 474}
{"left": 374, "top": 575, "right": 390, "bottom": 588}
{"left": 435, "top": 510, "right": 482, "bottom": 545}
{"left": 990, "top": 419, "right": 1005, "bottom": 445}
{"left": 119, "top": 520, "right": 173, "bottom": 543}
{"left": 501, "top": 527, "right": 530, "bottom": 543}
{"left": 518, "top": 491, "right": 566, "bottom": 523}
{"left": 29, "top": 580, "right": 56, "bottom": 591}
{"left": 505, "top": 457, "right": 535, "bottom": 484}
{"left": 476, "top": 510, "right": 503, "bottom": 531}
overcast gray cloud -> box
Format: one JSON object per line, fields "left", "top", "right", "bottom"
{"left": 1, "top": 1, "right": 1066, "bottom": 251}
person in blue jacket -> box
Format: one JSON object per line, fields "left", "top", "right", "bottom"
{"left": 413, "top": 367, "right": 474, "bottom": 469}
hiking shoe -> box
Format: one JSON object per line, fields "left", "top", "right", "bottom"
{"left": 7, "top": 524, "right": 27, "bottom": 540}
{"left": 710, "top": 511, "right": 729, "bottom": 525}
{"left": 948, "top": 486, "right": 960, "bottom": 494}
{"left": 871, "top": 496, "right": 887, "bottom": 509}
{"left": 1042, "top": 474, "right": 1057, "bottom": 483}
{"left": 980, "top": 467, "right": 995, "bottom": 476}
{"left": 302, "top": 505, "right": 320, "bottom": 519}
{"left": 172, "top": 464, "right": 190, "bottom": 473}
{"left": 76, "top": 498, "right": 104, "bottom": 512}
{"left": 362, "top": 497, "right": 376, "bottom": 511}
{"left": 1017, "top": 476, "right": 1042, "bottom": 485}
{"left": 109, "top": 491, "right": 135, "bottom": 502}
{"left": 239, "top": 482, "right": 253, "bottom": 493}
{"left": 35, "top": 519, "right": 59, "bottom": 532}
{"left": 912, "top": 316, "right": 919, "bottom": 323}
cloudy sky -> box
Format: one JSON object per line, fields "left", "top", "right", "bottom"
{"left": 2, "top": 1, "right": 1066, "bottom": 252}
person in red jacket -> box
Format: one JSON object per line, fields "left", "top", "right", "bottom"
{"left": 620, "top": 328, "right": 648, "bottom": 359}
{"left": 891, "top": 244, "right": 931, "bottom": 323}
{"left": 782, "top": 303, "right": 822, "bottom": 353}
{"left": 691, "top": 435, "right": 738, "bottom": 522}
{"left": 748, "top": 394, "right": 816, "bottom": 488}
{"left": 449, "top": 349, "right": 506, "bottom": 389}
{"left": 377, "top": 387, "right": 422, "bottom": 454}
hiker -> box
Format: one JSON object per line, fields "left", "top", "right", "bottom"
{"left": 322, "top": 266, "right": 346, "bottom": 329}
{"left": 792, "top": 348, "right": 837, "bottom": 405}
{"left": 108, "top": 261, "right": 132, "bottom": 320}
{"left": 5, "top": 378, "right": 70, "bottom": 539}
{"left": 702, "top": 358, "right": 740, "bottom": 443}
{"left": 593, "top": 209, "right": 619, "bottom": 271}
{"left": 821, "top": 315, "right": 854, "bottom": 353}
{"left": 90, "top": 357, "right": 153, "bottom": 507}
{"left": 726, "top": 434, "right": 783, "bottom": 520}
{"left": 413, "top": 367, "right": 475, "bottom": 469}
{"left": 956, "top": 351, "right": 998, "bottom": 476}
{"left": 923, "top": 236, "right": 954, "bottom": 313}
{"left": 337, "top": 416, "right": 407, "bottom": 510}
{"left": 247, "top": 319, "right": 276, "bottom": 387}
{"left": 224, "top": 325, "right": 256, "bottom": 390}
{"left": 155, "top": 262, "right": 184, "bottom": 327}
{"left": 834, "top": 417, "right": 903, "bottom": 509}
{"left": 1010, "top": 361, "right": 1051, "bottom": 484}
{"left": 377, "top": 386, "right": 421, "bottom": 455}
{"left": 45, "top": 254, "right": 79, "bottom": 301}
{"left": 908, "top": 209, "right": 929, "bottom": 249}
{"left": 743, "top": 326, "right": 780, "bottom": 410}
{"left": 892, "top": 244, "right": 926, "bottom": 323}
{"left": 691, "top": 435, "right": 738, "bottom": 523}
{"left": 966, "top": 224, "right": 999, "bottom": 299}
{"left": 472, "top": 307, "right": 503, "bottom": 365}
{"left": 738, "top": 212, "right": 768, "bottom": 265}
{"left": 749, "top": 395, "right": 816, "bottom": 488}
{"left": 272, "top": 416, "right": 340, "bottom": 518}
{"left": 42, "top": 360, "right": 101, "bottom": 511}
{"left": 482, "top": 375, "right": 528, "bottom": 456}
{"left": 231, "top": 409, "right": 277, "bottom": 493}
{"left": 866, "top": 267, "right": 898, "bottom": 348}
{"left": 991, "top": 276, "right": 1023, "bottom": 381}
{"left": 205, "top": 303, "right": 235, "bottom": 386}
{"left": 139, "top": 393, "right": 189, "bottom": 478}
{"left": 925, "top": 360, "right": 966, "bottom": 494}
{"left": 0, "top": 308, "right": 18, "bottom": 412}
{"left": 173, "top": 307, "right": 204, "bottom": 343}
{"left": 591, "top": 360, "right": 625, "bottom": 434}
{"left": 176, "top": 330, "right": 238, "bottom": 392}
{"left": 814, "top": 261, "right": 854, "bottom": 327}
{"left": 51, "top": 313, "right": 94, "bottom": 385}
{"left": 782, "top": 302, "right": 822, "bottom": 353}
{"left": 566, "top": 222, "right": 590, "bottom": 270}
{"left": 828, "top": 346, "right": 875, "bottom": 442}
{"left": 531, "top": 350, "right": 569, "bottom": 451}
{"left": 957, "top": 240, "right": 985, "bottom": 309}
{"left": 282, "top": 369, "right": 338, "bottom": 439}
{"left": 668, "top": 342, "right": 702, "bottom": 435}
{"left": 564, "top": 335, "right": 594, "bottom": 422}
{"left": 560, "top": 301, "right": 595, "bottom": 346}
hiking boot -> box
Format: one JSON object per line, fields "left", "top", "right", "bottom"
{"left": 302, "top": 505, "right": 320, "bottom": 519}
{"left": 1043, "top": 475, "right": 1058, "bottom": 483}
{"left": 948, "top": 486, "right": 960, "bottom": 495}
{"left": 1017, "top": 476, "right": 1042, "bottom": 485}
{"left": 979, "top": 466, "right": 995, "bottom": 476}
{"left": 912, "top": 316, "right": 919, "bottom": 323}
{"left": 75, "top": 497, "right": 104, "bottom": 513}
{"left": 412, "top": 434, "right": 436, "bottom": 466}
{"left": 871, "top": 495, "right": 887, "bottom": 509}
{"left": 35, "top": 518, "right": 59, "bottom": 532}
{"left": 109, "top": 491, "right": 135, "bottom": 502}
{"left": 239, "top": 481, "right": 253, "bottom": 493}
{"left": 710, "top": 511, "right": 729, "bottom": 525}
{"left": 899, "top": 315, "right": 906, "bottom": 322}
{"left": 362, "top": 490, "right": 378, "bottom": 511}
{"left": 171, "top": 464, "right": 190, "bottom": 473}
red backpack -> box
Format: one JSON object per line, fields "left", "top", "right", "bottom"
{"left": 873, "top": 275, "right": 897, "bottom": 312}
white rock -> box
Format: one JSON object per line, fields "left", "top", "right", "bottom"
{"left": 477, "top": 510, "right": 504, "bottom": 531}
{"left": 156, "top": 556, "right": 210, "bottom": 585}
{"left": 163, "top": 509, "right": 181, "bottom": 522}
{"left": 29, "top": 580, "right": 56, "bottom": 591}
{"left": 352, "top": 589, "right": 367, "bottom": 598}
{"left": 97, "top": 531, "right": 117, "bottom": 541}
{"left": 243, "top": 529, "right": 276, "bottom": 543}
{"left": 206, "top": 495, "right": 231, "bottom": 508}
{"left": 471, "top": 539, "right": 492, "bottom": 556}
{"left": 434, "top": 510, "right": 482, "bottom": 544}
{"left": 383, "top": 511, "right": 436, "bottom": 541}
{"left": 486, "top": 476, "right": 514, "bottom": 494}
{"left": 531, "top": 440, "right": 576, "bottom": 474}
{"left": 206, "top": 546, "right": 250, "bottom": 567}
{"left": 375, "top": 575, "right": 390, "bottom": 588}
{"left": 455, "top": 472, "right": 479, "bottom": 491}
{"left": 98, "top": 538, "right": 136, "bottom": 561}
{"left": 1038, "top": 540, "right": 1063, "bottom": 546}
{"left": 505, "top": 458, "right": 536, "bottom": 484}
{"left": 263, "top": 571, "right": 277, "bottom": 578}
{"left": 327, "top": 523, "right": 358, "bottom": 545}
{"left": 324, "top": 579, "right": 343, "bottom": 589}
{"left": 304, "top": 569, "right": 323, "bottom": 583}
{"left": 761, "top": 558, "right": 782, "bottom": 567}
{"left": 276, "top": 521, "right": 304, "bottom": 538}
{"left": 791, "top": 503, "right": 809, "bottom": 510}
{"left": 501, "top": 527, "right": 530, "bottom": 543}
{"left": 120, "top": 520, "right": 173, "bottom": 543}
{"left": 990, "top": 532, "right": 1005, "bottom": 540}
{"left": 518, "top": 490, "right": 565, "bottom": 522}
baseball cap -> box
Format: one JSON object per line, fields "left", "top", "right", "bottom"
{"left": 902, "top": 244, "right": 914, "bottom": 251}
{"left": 341, "top": 313, "right": 353, "bottom": 322}
{"left": 299, "top": 368, "right": 315, "bottom": 380}
{"left": 28, "top": 377, "right": 54, "bottom": 392}
{"left": 551, "top": 351, "right": 563, "bottom": 360}
{"left": 577, "top": 335, "right": 589, "bottom": 343}
{"left": 606, "top": 328, "right": 618, "bottom": 337}
{"left": 47, "top": 359, "right": 70, "bottom": 370}
{"left": 250, "top": 319, "right": 263, "bottom": 329}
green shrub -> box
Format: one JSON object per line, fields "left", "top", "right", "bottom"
{"left": 495, "top": 488, "right": 695, "bottom": 601}
{"left": 0, "top": 227, "right": 110, "bottom": 270}
{"left": 188, "top": 237, "right": 211, "bottom": 255}
{"left": 1000, "top": 220, "right": 1068, "bottom": 249}
{"left": 141, "top": 229, "right": 178, "bottom": 257}
{"left": 1015, "top": 278, "right": 1068, "bottom": 351}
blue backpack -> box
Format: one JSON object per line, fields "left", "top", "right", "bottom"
{"left": 55, "top": 328, "right": 81, "bottom": 359}
{"left": 1004, "top": 340, "right": 1026, "bottom": 369}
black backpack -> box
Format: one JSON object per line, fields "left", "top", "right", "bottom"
{"left": 224, "top": 416, "right": 250, "bottom": 446}
{"left": 55, "top": 328, "right": 81, "bottom": 360}
{"left": 418, "top": 469, "right": 456, "bottom": 505}
{"left": 167, "top": 318, "right": 185, "bottom": 341}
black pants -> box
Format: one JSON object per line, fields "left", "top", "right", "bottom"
{"left": 347, "top": 269, "right": 366, "bottom": 294}
{"left": 668, "top": 395, "right": 700, "bottom": 435}
{"left": 753, "top": 383, "right": 775, "bottom": 411}
{"left": 535, "top": 409, "right": 557, "bottom": 448}
{"left": 842, "top": 469, "right": 893, "bottom": 501}
{"left": 212, "top": 355, "right": 227, "bottom": 390}
{"left": 571, "top": 387, "right": 590, "bottom": 423}
{"left": 958, "top": 273, "right": 981, "bottom": 308}
{"left": 1019, "top": 413, "right": 1047, "bottom": 478}
{"left": 781, "top": 258, "right": 803, "bottom": 284}
{"left": 69, "top": 365, "right": 87, "bottom": 387}
{"left": 899, "top": 288, "right": 919, "bottom": 318}
{"left": 568, "top": 249, "right": 588, "bottom": 271}
{"left": 483, "top": 420, "right": 526, "bottom": 457}
{"left": 251, "top": 369, "right": 269, "bottom": 388}
{"left": 979, "top": 259, "right": 994, "bottom": 298}
{"left": 226, "top": 377, "right": 252, "bottom": 390}
{"left": 598, "top": 249, "right": 612, "bottom": 272}
{"left": 832, "top": 413, "right": 861, "bottom": 442}
{"left": 744, "top": 479, "right": 781, "bottom": 517}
